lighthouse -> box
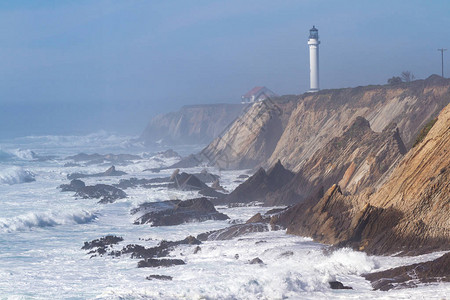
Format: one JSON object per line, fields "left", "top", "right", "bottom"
{"left": 308, "top": 26, "right": 320, "bottom": 92}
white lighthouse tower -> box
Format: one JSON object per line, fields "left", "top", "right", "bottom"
{"left": 308, "top": 26, "right": 320, "bottom": 92}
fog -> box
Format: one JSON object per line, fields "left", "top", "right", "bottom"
{"left": 0, "top": 0, "right": 449, "bottom": 138}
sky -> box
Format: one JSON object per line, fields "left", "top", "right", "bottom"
{"left": 0, "top": 0, "right": 449, "bottom": 138}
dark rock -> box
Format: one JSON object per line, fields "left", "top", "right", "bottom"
{"left": 60, "top": 179, "right": 85, "bottom": 192}
{"left": 249, "top": 257, "right": 264, "bottom": 265}
{"left": 199, "top": 187, "right": 226, "bottom": 198}
{"left": 329, "top": 281, "right": 352, "bottom": 290}
{"left": 68, "top": 165, "right": 127, "bottom": 180}
{"left": 157, "top": 149, "right": 181, "bottom": 159}
{"left": 137, "top": 258, "right": 185, "bottom": 268}
{"left": 238, "top": 174, "right": 249, "bottom": 179}
{"left": 166, "top": 154, "right": 203, "bottom": 169}
{"left": 279, "top": 251, "right": 294, "bottom": 257}
{"left": 146, "top": 274, "right": 173, "bottom": 281}
{"left": 75, "top": 184, "right": 127, "bottom": 203}
{"left": 169, "top": 172, "right": 208, "bottom": 190}
{"left": 110, "top": 236, "right": 201, "bottom": 259}
{"left": 197, "top": 223, "right": 269, "bottom": 241}
{"left": 224, "top": 160, "right": 294, "bottom": 205}
{"left": 363, "top": 252, "right": 450, "bottom": 291}
{"left": 246, "top": 213, "right": 269, "bottom": 224}
{"left": 82, "top": 235, "right": 123, "bottom": 256}
{"left": 133, "top": 198, "right": 229, "bottom": 226}
{"left": 115, "top": 177, "right": 171, "bottom": 189}
{"left": 82, "top": 235, "right": 124, "bottom": 250}
{"left": 193, "top": 246, "right": 201, "bottom": 254}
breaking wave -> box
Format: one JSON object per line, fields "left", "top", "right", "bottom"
{"left": 0, "top": 167, "right": 35, "bottom": 185}
{"left": 0, "top": 148, "right": 37, "bottom": 161}
{"left": 0, "top": 210, "right": 97, "bottom": 233}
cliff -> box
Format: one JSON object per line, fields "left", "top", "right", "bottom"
{"left": 278, "top": 103, "right": 450, "bottom": 255}
{"left": 201, "top": 75, "right": 450, "bottom": 171}
{"left": 139, "top": 103, "right": 245, "bottom": 145}
{"left": 265, "top": 116, "right": 407, "bottom": 206}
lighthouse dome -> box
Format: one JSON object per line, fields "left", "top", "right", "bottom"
{"left": 309, "top": 26, "right": 318, "bottom": 39}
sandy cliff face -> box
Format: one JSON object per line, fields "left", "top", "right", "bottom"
{"left": 281, "top": 103, "right": 450, "bottom": 255}
{"left": 139, "top": 104, "right": 245, "bottom": 145}
{"left": 201, "top": 76, "right": 450, "bottom": 171}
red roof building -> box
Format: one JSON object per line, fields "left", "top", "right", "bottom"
{"left": 241, "top": 86, "right": 277, "bottom": 103}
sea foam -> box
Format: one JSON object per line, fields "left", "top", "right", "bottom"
{"left": 0, "top": 210, "right": 97, "bottom": 233}
{"left": 0, "top": 167, "right": 35, "bottom": 185}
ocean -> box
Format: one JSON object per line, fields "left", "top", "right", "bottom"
{"left": 0, "top": 132, "right": 448, "bottom": 299}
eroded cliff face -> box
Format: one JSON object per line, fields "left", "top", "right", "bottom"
{"left": 139, "top": 104, "right": 245, "bottom": 145}
{"left": 264, "top": 116, "right": 406, "bottom": 206}
{"left": 280, "top": 103, "right": 450, "bottom": 255}
{"left": 200, "top": 97, "right": 297, "bottom": 169}
{"left": 201, "top": 75, "right": 450, "bottom": 171}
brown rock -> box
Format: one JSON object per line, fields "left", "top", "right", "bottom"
{"left": 363, "top": 252, "right": 450, "bottom": 291}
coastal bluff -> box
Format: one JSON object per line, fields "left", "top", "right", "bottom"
{"left": 139, "top": 103, "right": 245, "bottom": 145}
{"left": 201, "top": 75, "right": 450, "bottom": 171}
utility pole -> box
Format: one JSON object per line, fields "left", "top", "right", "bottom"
{"left": 438, "top": 48, "right": 447, "bottom": 77}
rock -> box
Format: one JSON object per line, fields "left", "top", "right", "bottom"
{"left": 224, "top": 160, "right": 294, "bottom": 205}
{"left": 197, "top": 223, "right": 269, "bottom": 241}
{"left": 75, "top": 184, "right": 127, "bottom": 204}
{"left": 114, "top": 177, "right": 170, "bottom": 189}
{"left": 157, "top": 149, "right": 181, "bottom": 159}
{"left": 137, "top": 258, "right": 185, "bottom": 268}
{"left": 198, "top": 187, "right": 226, "bottom": 198}
{"left": 211, "top": 179, "right": 226, "bottom": 192}
{"left": 193, "top": 246, "right": 201, "bottom": 254}
{"left": 60, "top": 179, "right": 127, "bottom": 203}
{"left": 329, "top": 281, "right": 352, "bottom": 290}
{"left": 133, "top": 198, "right": 229, "bottom": 226}
{"left": 249, "top": 257, "right": 264, "bottom": 265}
{"left": 146, "top": 275, "right": 173, "bottom": 281}
{"left": 110, "top": 236, "right": 201, "bottom": 259}
{"left": 60, "top": 179, "right": 85, "bottom": 192}
{"left": 81, "top": 235, "right": 123, "bottom": 256}
{"left": 170, "top": 172, "right": 208, "bottom": 190}
{"left": 68, "top": 165, "right": 127, "bottom": 180}
{"left": 246, "top": 213, "right": 268, "bottom": 224}
{"left": 363, "top": 252, "right": 450, "bottom": 291}
{"left": 82, "top": 235, "right": 123, "bottom": 250}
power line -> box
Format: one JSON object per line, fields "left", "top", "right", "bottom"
{"left": 438, "top": 48, "right": 447, "bottom": 77}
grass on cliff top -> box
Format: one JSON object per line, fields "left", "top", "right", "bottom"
{"left": 413, "top": 117, "right": 438, "bottom": 147}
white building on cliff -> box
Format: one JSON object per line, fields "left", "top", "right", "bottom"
{"left": 241, "top": 86, "right": 277, "bottom": 103}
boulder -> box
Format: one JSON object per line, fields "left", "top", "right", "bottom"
{"left": 75, "top": 184, "right": 127, "bottom": 204}
{"left": 137, "top": 258, "right": 185, "bottom": 268}
{"left": 60, "top": 179, "right": 85, "bottom": 192}
{"left": 146, "top": 275, "right": 173, "bottom": 281}
{"left": 133, "top": 198, "right": 229, "bottom": 226}
{"left": 329, "top": 281, "right": 352, "bottom": 290}
{"left": 224, "top": 160, "right": 294, "bottom": 205}
{"left": 249, "top": 257, "right": 264, "bottom": 265}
